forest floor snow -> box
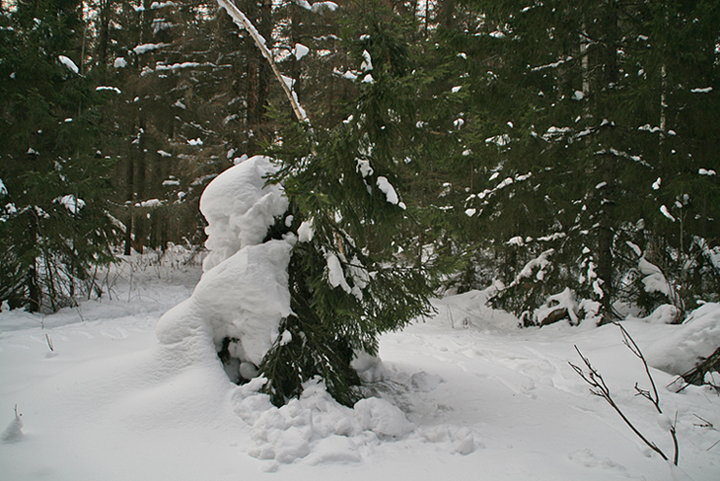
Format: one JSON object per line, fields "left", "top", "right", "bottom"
{"left": 1, "top": 262, "right": 719, "bottom": 481}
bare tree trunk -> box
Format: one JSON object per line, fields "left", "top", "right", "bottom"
{"left": 596, "top": 0, "right": 619, "bottom": 323}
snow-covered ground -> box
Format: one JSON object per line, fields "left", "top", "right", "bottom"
{"left": 1, "top": 259, "right": 719, "bottom": 481}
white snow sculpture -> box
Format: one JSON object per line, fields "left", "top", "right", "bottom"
{"left": 156, "top": 156, "right": 291, "bottom": 378}
{"left": 201, "top": 156, "right": 288, "bottom": 272}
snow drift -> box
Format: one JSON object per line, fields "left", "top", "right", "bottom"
{"left": 645, "top": 302, "right": 720, "bottom": 376}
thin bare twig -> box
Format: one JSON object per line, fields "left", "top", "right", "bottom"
{"left": 569, "top": 345, "right": 671, "bottom": 462}
{"left": 571, "top": 322, "right": 682, "bottom": 465}
{"left": 693, "top": 415, "right": 720, "bottom": 451}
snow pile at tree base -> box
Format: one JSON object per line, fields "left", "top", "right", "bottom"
{"left": 232, "top": 376, "right": 416, "bottom": 470}
{"left": 644, "top": 302, "right": 720, "bottom": 375}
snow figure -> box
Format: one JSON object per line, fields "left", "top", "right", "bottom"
{"left": 156, "top": 156, "right": 291, "bottom": 382}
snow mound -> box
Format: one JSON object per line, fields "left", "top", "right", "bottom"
{"left": 644, "top": 302, "right": 720, "bottom": 375}
{"left": 1, "top": 409, "right": 24, "bottom": 444}
{"left": 156, "top": 240, "right": 292, "bottom": 366}
{"left": 634, "top": 304, "right": 682, "bottom": 324}
{"left": 233, "top": 377, "right": 413, "bottom": 469}
{"left": 200, "top": 156, "right": 287, "bottom": 272}
{"left": 158, "top": 156, "right": 291, "bottom": 373}
{"left": 432, "top": 288, "right": 518, "bottom": 331}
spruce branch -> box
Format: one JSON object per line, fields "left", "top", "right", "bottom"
{"left": 570, "top": 323, "right": 680, "bottom": 465}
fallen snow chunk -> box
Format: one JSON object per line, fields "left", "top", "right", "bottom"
{"left": 690, "top": 87, "right": 713, "bottom": 94}
{"left": 409, "top": 371, "right": 443, "bottom": 392}
{"left": 451, "top": 427, "right": 475, "bottom": 455}
{"left": 351, "top": 351, "right": 386, "bottom": 383}
{"left": 354, "top": 397, "right": 413, "bottom": 438}
{"left": 113, "top": 57, "right": 127, "bottom": 68}
{"left": 572, "top": 90, "right": 584, "bottom": 100}
{"left": 157, "top": 150, "right": 172, "bottom": 157}
{"left": 699, "top": 168, "right": 717, "bottom": 176}
{"left": 451, "top": 86, "right": 462, "bottom": 93}
{"left": 58, "top": 55, "right": 79, "bottom": 74}
{"left": 464, "top": 208, "right": 476, "bottom": 217}
{"left": 0, "top": 179, "right": 7, "bottom": 196}
{"left": 362, "top": 74, "right": 374, "bottom": 84}
{"left": 652, "top": 177, "right": 661, "bottom": 190}
{"left": 305, "top": 436, "right": 361, "bottom": 465}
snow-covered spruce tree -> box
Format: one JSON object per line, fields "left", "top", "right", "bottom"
{"left": 253, "top": 4, "right": 437, "bottom": 407}
{"left": 0, "top": 0, "right": 119, "bottom": 311}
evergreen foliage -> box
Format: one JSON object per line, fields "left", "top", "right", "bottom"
{"left": 0, "top": 0, "right": 119, "bottom": 311}
{"left": 258, "top": 2, "right": 441, "bottom": 405}
{"left": 451, "top": 0, "right": 720, "bottom": 322}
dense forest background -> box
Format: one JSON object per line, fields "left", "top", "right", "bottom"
{"left": 1, "top": 0, "right": 719, "bottom": 325}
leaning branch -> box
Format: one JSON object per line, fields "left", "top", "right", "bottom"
{"left": 216, "top": 0, "right": 308, "bottom": 123}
